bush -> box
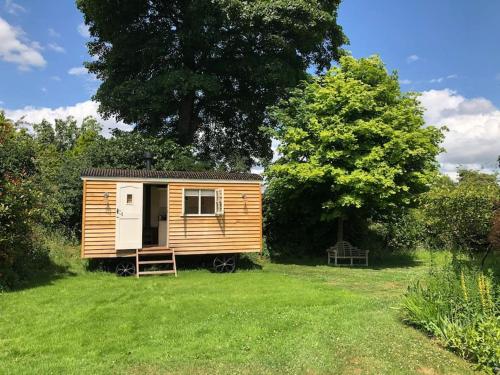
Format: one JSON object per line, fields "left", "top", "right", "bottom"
{"left": 421, "top": 171, "right": 500, "bottom": 254}
{"left": 0, "top": 112, "right": 50, "bottom": 290}
{"left": 489, "top": 203, "right": 500, "bottom": 252}
{"left": 263, "top": 182, "right": 336, "bottom": 257}
{"left": 263, "top": 183, "right": 423, "bottom": 258}
{"left": 402, "top": 261, "right": 499, "bottom": 372}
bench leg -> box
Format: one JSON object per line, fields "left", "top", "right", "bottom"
{"left": 327, "top": 253, "right": 330, "bottom": 265}
{"left": 365, "top": 256, "right": 368, "bottom": 266}
{"left": 335, "top": 255, "right": 337, "bottom": 266}
{"left": 350, "top": 257, "right": 353, "bottom": 266}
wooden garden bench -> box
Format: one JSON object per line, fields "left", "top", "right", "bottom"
{"left": 327, "top": 241, "right": 369, "bottom": 266}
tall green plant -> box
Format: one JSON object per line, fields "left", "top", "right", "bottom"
{"left": 402, "top": 263, "right": 499, "bottom": 372}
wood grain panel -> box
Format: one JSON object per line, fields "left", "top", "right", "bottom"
{"left": 168, "top": 182, "right": 262, "bottom": 254}
{"left": 82, "top": 180, "right": 117, "bottom": 258}
{"left": 82, "top": 179, "right": 262, "bottom": 258}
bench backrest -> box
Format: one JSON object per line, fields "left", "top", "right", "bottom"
{"left": 333, "top": 241, "right": 353, "bottom": 256}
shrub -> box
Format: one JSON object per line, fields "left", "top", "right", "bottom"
{"left": 421, "top": 171, "right": 500, "bottom": 254}
{"left": 0, "top": 112, "right": 50, "bottom": 290}
{"left": 488, "top": 203, "right": 500, "bottom": 252}
{"left": 402, "top": 261, "right": 499, "bottom": 372}
{"left": 263, "top": 182, "right": 337, "bottom": 257}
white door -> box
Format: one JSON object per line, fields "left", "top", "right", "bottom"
{"left": 115, "top": 183, "right": 143, "bottom": 250}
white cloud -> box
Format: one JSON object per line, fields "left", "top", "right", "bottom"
{"left": 68, "top": 65, "right": 100, "bottom": 95}
{"left": 0, "top": 17, "right": 46, "bottom": 69}
{"left": 48, "top": 28, "right": 60, "bottom": 38}
{"left": 4, "top": 0, "right": 26, "bottom": 15}
{"left": 420, "top": 89, "right": 500, "bottom": 176}
{"left": 406, "top": 54, "right": 419, "bottom": 63}
{"left": 47, "top": 42, "right": 65, "bottom": 53}
{"left": 50, "top": 75, "right": 61, "bottom": 81}
{"left": 68, "top": 66, "right": 88, "bottom": 75}
{"left": 4, "top": 100, "right": 130, "bottom": 135}
{"left": 77, "top": 22, "right": 90, "bottom": 38}
{"left": 429, "top": 77, "right": 444, "bottom": 84}
{"left": 429, "top": 74, "right": 458, "bottom": 84}
{"left": 41, "top": 87, "right": 47, "bottom": 93}
{"left": 399, "top": 79, "right": 412, "bottom": 85}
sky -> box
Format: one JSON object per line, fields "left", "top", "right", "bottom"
{"left": 0, "top": 0, "right": 499, "bottom": 178}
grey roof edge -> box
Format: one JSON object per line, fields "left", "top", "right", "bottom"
{"left": 81, "top": 168, "right": 263, "bottom": 181}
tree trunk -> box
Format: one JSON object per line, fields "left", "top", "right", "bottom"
{"left": 178, "top": 93, "right": 196, "bottom": 145}
{"left": 337, "top": 217, "right": 344, "bottom": 243}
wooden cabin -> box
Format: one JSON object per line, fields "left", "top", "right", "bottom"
{"left": 80, "top": 168, "right": 263, "bottom": 276}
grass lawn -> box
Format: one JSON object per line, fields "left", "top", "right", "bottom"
{"left": 0, "top": 250, "right": 477, "bottom": 374}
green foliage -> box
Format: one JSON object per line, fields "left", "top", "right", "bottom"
{"left": 0, "top": 112, "right": 50, "bottom": 290}
{"left": 402, "top": 261, "right": 499, "bottom": 372}
{"left": 76, "top": 0, "right": 347, "bottom": 168}
{"left": 1, "top": 111, "right": 205, "bottom": 288}
{"left": 31, "top": 116, "right": 104, "bottom": 230}
{"left": 421, "top": 170, "right": 500, "bottom": 253}
{"left": 86, "top": 129, "right": 206, "bottom": 171}
{"left": 264, "top": 55, "right": 444, "bottom": 254}
{"left": 263, "top": 182, "right": 337, "bottom": 256}
{"left": 488, "top": 203, "right": 500, "bottom": 251}
{"left": 386, "top": 209, "right": 425, "bottom": 251}
{"left": 30, "top": 118, "right": 204, "bottom": 232}
{"left": 361, "top": 209, "right": 425, "bottom": 255}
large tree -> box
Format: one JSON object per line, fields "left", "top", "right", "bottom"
{"left": 77, "top": 0, "right": 347, "bottom": 168}
{"left": 266, "top": 55, "right": 444, "bottom": 243}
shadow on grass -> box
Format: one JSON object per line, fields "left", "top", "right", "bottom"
{"left": 86, "top": 253, "right": 262, "bottom": 275}
{"left": 176, "top": 253, "right": 263, "bottom": 272}
{"left": 7, "top": 260, "right": 77, "bottom": 292}
{"left": 272, "top": 251, "right": 423, "bottom": 270}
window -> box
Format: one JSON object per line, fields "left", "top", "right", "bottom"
{"left": 184, "top": 190, "right": 200, "bottom": 214}
{"left": 126, "top": 194, "right": 133, "bottom": 204}
{"left": 183, "top": 189, "right": 224, "bottom": 215}
{"left": 200, "top": 190, "right": 215, "bottom": 214}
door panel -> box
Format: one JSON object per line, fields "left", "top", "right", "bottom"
{"left": 115, "top": 183, "right": 143, "bottom": 250}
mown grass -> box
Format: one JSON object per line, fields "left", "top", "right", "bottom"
{"left": 0, "top": 248, "right": 478, "bottom": 374}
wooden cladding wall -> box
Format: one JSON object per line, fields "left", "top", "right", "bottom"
{"left": 82, "top": 180, "right": 117, "bottom": 258}
{"left": 168, "top": 182, "right": 262, "bottom": 254}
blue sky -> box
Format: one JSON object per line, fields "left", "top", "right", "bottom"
{"left": 340, "top": 0, "right": 500, "bottom": 106}
{"left": 0, "top": 0, "right": 93, "bottom": 109}
{"left": 1, "top": 0, "right": 499, "bottom": 176}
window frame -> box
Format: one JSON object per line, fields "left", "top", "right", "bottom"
{"left": 182, "top": 188, "right": 219, "bottom": 216}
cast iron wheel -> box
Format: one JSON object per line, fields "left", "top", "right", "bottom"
{"left": 115, "top": 262, "right": 136, "bottom": 276}
{"left": 213, "top": 255, "right": 237, "bottom": 273}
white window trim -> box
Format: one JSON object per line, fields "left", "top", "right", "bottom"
{"left": 182, "top": 188, "right": 221, "bottom": 216}
{"left": 215, "top": 188, "right": 224, "bottom": 215}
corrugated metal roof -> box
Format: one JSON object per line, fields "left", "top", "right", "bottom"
{"left": 81, "top": 168, "right": 263, "bottom": 181}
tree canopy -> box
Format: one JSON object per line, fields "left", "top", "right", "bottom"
{"left": 266, "top": 55, "right": 444, "bottom": 241}
{"left": 77, "top": 0, "right": 347, "bottom": 168}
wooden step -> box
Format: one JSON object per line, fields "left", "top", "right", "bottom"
{"left": 138, "top": 260, "right": 174, "bottom": 265}
{"left": 140, "top": 246, "right": 171, "bottom": 251}
{"left": 138, "top": 250, "right": 173, "bottom": 255}
{"left": 136, "top": 248, "right": 177, "bottom": 278}
{"left": 138, "top": 270, "right": 176, "bottom": 275}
